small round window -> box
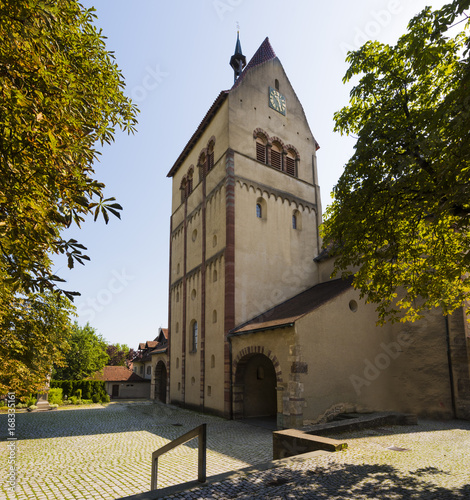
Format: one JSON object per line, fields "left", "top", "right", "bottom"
{"left": 349, "top": 300, "right": 358, "bottom": 312}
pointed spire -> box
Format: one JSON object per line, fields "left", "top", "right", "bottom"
{"left": 230, "top": 31, "right": 246, "bottom": 83}
{"left": 231, "top": 37, "right": 277, "bottom": 89}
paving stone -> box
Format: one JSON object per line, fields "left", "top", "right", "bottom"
{"left": 1, "top": 403, "right": 469, "bottom": 499}
{"left": 0, "top": 401, "right": 272, "bottom": 499}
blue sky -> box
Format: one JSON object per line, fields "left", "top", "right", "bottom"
{"left": 57, "top": 0, "right": 449, "bottom": 348}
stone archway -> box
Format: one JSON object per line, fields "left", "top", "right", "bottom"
{"left": 154, "top": 360, "right": 167, "bottom": 403}
{"left": 233, "top": 351, "right": 280, "bottom": 419}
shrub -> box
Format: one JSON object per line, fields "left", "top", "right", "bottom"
{"left": 69, "top": 396, "right": 78, "bottom": 405}
{"left": 27, "top": 405, "right": 38, "bottom": 411}
{"left": 16, "top": 403, "right": 27, "bottom": 409}
{"left": 92, "top": 394, "right": 100, "bottom": 403}
{"left": 49, "top": 404, "right": 59, "bottom": 409}
{"left": 102, "top": 394, "right": 110, "bottom": 403}
{"left": 48, "top": 388, "right": 63, "bottom": 405}
{"left": 26, "top": 396, "right": 37, "bottom": 407}
{"left": 82, "top": 381, "right": 93, "bottom": 400}
{"left": 74, "top": 389, "right": 82, "bottom": 400}
{"left": 51, "top": 380, "right": 107, "bottom": 400}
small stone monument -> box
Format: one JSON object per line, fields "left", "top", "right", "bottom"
{"left": 36, "top": 372, "right": 52, "bottom": 411}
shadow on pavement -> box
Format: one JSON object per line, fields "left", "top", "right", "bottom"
{"left": 174, "top": 462, "right": 470, "bottom": 500}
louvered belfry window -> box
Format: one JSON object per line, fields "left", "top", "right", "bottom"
{"left": 256, "top": 139, "right": 267, "bottom": 163}
{"left": 271, "top": 143, "right": 282, "bottom": 170}
{"left": 207, "top": 143, "right": 214, "bottom": 172}
{"left": 208, "top": 151, "right": 214, "bottom": 171}
{"left": 286, "top": 156, "right": 296, "bottom": 176}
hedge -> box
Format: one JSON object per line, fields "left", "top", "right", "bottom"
{"left": 50, "top": 380, "right": 108, "bottom": 401}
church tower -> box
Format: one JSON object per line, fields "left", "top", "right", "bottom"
{"left": 167, "top": 36, "right": 322, "bottom": 418}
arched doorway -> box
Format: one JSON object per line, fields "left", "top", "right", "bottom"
{"left": 234, "top": 353, "right": 277, "bottom": 418}
{"left": 154, "top": 361, "right": 167, "bottom": 403}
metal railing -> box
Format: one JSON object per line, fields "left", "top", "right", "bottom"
{"left": 151, "top": 423, "right": 207, "bottom": 491}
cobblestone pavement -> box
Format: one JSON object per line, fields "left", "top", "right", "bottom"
{"left": 1, "top": 403, "right": 469, "bottom": 500}
{"left": 0, "top": 401, "right": 272, "bottom": 499}
{"left": 164, "top": 419, "right": 470, "bottom": 499}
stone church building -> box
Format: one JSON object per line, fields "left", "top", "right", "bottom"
{"left": 158, "top": 35, "right": 470, "bottom": 428}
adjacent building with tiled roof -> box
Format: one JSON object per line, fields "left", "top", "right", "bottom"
{"left": 132, "top": 327, "right": 169, "bottom": 402}
{"left": 91, "top": 366, "right": 150, "bottom": 399}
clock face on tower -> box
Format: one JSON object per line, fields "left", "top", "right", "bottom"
{"left": 268, "top": 87, "right": 286, "bottom": 115}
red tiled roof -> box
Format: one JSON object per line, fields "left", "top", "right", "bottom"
{"left": 229, "top": 278, "right": 353, "bottom": 335}
{"left": 160, "top": 328, "right": 168, "bottom": 339}
{"left": 231, "top": 37, "right": 276, "bottom": 90}
{"left": 138, "top": 343, "right": 146, "bottom": 350}
{"left": 91, "top": 366, "right": 149, "bottom": 383}
{"left": 146, "top": 341, "right": 158, "bottom": 349}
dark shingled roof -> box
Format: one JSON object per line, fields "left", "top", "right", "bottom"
{"left": 229, "top": 278, "right": 353, "bottom": 336}
{"left": 150, "top": 346, "right": 168, "bottom": 355}
{"left": 91, "top": 366, "right": 149, "bottom": 383}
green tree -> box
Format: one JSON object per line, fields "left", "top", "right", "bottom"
{"left": 0, "top": 0, "right": 138, "bottom": 298}
{"left": 0, "top": 287, "right": 74, "bottom": 397}
{"left": 53, "top": 322, "right": 109, "bottom": 380}
{"left": 322, "top": 0, "right": 470, "bottom": 324}
{"left": 0, "top": 1, "right": 137, "bottom": 395}
{"left": 106, "top": 343, "right": 133, "bottom": 367}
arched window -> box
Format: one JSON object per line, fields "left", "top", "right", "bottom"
{"left": 180, "top": 178, "right": 187, "bottom": 204}
{"left": 292, "top": 209, "right": 302, "bottom": 230}
{"left": 207, "top": 142, "right": 215, "bottom": 172}
{"left": 212, "top": 309, "right": 217, "bottom": 323}
{"left": 198, "top": 152, "right": 206, "bottom": 180}
{"left": 213, "top": 269, "right": 218, "bottom": 282}
{"left": 271, "top": 142, "right": 282, "bottom": 170}
{"left": 187, "top": 169, "right": 193, "bottom": 195}
{"left": 256, "top": 198, "right": 267, "bottom": 220}
{"left": 191, "top": 321, "right": 198, "bottom": 352}
{"left": 275, "top": 79, "right": 280, "bottom": 91}
{"left": 146, "top": 366, "right": 151, "bottom": 375}
{"left": 255, "top": 135, "right": 268, "bottom": 164}
{"left": 286, "top": 149, "right": 297, "bottom": 177}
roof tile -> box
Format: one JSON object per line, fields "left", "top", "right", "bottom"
{"left": 91, "top": 366, "right": 148, "bottom": 383}
{"left": 231, "top": 37, "right": 277, "bottom": 89}
{"left": 229, "top": 278, "right": 353, "bottom": 335}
